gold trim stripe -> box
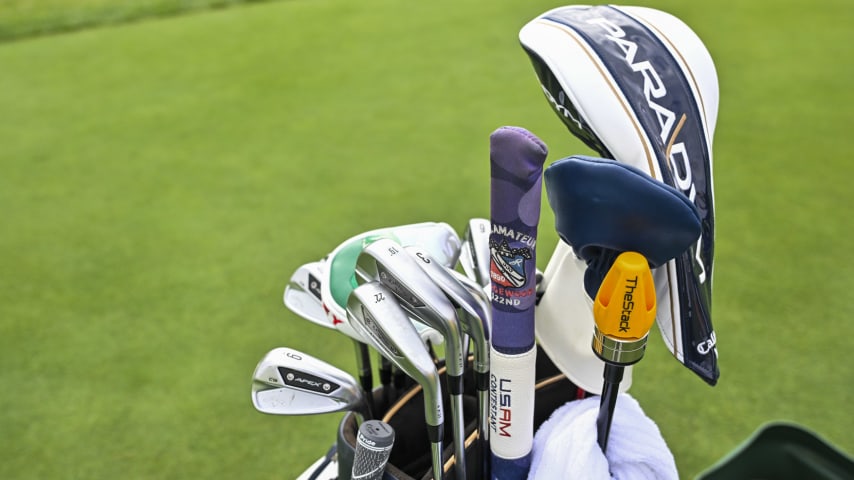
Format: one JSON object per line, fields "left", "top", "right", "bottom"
{"left": 536, "top": 19, "right": 658, "bottom": 178}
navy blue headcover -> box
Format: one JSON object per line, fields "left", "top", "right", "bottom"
{"left": 544, "top": 156, "right": 701, "bottom": 297}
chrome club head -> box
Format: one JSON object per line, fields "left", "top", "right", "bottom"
{"left": 283, "top": 259, "right": 328, "bottom": 326}
{"left": 460, "top": 218, "right": 491, "bottom": 288}
{"left": 406, "top": 244, "right": 493, "bottom": 472}
{"left": 251, "top": 347, "right": 368, "bottom": 420}
{"left": 354, "top": 238, "right": 467, "bottom": 479}
{"left": 354, "top": 238, "right": 465, "bottom": 378}
{"left": 347, "top": 282, "right": 446, "bottom": 480}
{"left": 405, "top": 245, "right": 490, "bottom": 375}
{"left": 283, "top": 256, "right": 443, "bottom": 347}
{"left": 346, "top": 282, "right": 444, "bottom": 429}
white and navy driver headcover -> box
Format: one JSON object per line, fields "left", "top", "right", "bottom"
{"left": 521, "top": 5, "right": 719, "bottom": 387}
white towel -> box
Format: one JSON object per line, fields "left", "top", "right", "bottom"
{"left": 528, "top": 394, "right": 678, "bottom": 480}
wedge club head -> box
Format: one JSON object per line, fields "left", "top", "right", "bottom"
{"left": 284, "top": 259, "right": 328, "bottom": 327}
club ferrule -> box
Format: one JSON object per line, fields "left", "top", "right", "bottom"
{"left": 592, "top": 326, "right": 649, "bottom": 365}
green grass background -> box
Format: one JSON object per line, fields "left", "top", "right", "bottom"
{"left": 0, "top": 0, "right": 851, "bottom": 478}
{"left": 0, "top": 0, "right": 274, "bottom": 42}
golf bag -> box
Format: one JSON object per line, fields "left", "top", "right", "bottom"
{"left": 327, "top": 347, "right": 581, "bottom": 480}
{"left": 289, "top": 4, "right": 724, "bottom": 479}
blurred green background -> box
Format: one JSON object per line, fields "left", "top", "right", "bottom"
{"left": 0, "top": 0, "right": 273, "bottom": 41}
{"left": 0, "top": 0, "right": 851, "bottom": 478}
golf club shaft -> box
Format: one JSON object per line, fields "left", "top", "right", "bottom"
{"left": 431, "top": 440, "right": 445, "bottom": 480}
{"left": 449, "top": 377, "right": 466, "bottom": 480}
{"left": 354, "top": 341, "right": 375, "bottom": 419}
{"left": 478, "top": 386, "right": 490, "bottom": 479}
{"left": 379, "top": 356, "right": 393, "bottom": 409}
{"left": 596, "top": 363, "right": 624, "bottom": 452}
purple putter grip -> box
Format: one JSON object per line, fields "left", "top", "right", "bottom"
{"left": 489, "top": 126, "right": 547, "bottom": 353}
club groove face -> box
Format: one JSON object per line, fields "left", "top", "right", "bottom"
{"left": 376, "top": 266, "right": 426, "bottom": 309}
{"left": 359, "top": 305, "right": 402, "bottom": 359}
{"left": 346, "top": 282, "right": 444, "bottom": 427}
{"left": 251, "top": 347, "right": 364, "bottom": 417}
{"left": 354, "top": 238, "right": 465, "bottom": 376}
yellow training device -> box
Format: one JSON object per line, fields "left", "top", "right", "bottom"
{"left": 592, "top": 251, "right": 657, "bottom": 365}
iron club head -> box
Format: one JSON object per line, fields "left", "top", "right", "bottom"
{"left": 347, "top": 282, "right": 446, "bottom": 480}
{"left": 354, "top": 238, "right": 465, "bottom": 378}
{"left": 459, "top": 218, "right": 491, "bottom": 288}
{"left": 251, "top": 347, "right": 369, "bottom": 420}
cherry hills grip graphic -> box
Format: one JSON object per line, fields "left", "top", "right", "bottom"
{"left": 488, "top": 126, "right": 547, "bottom": 479}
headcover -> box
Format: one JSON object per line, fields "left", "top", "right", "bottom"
{"left": 319, "top": 222, "right": 460, "bottom": 341}
{"left": 537, "top": 156, "right": 701, "bottom": 392}
{"left": 545, "top": 156, "right": 701, "bottom": 299}
{"left": 520, "top": 5, "right": 719, "bottom": 384}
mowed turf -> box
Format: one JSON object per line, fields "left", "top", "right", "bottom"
{"left": 0, "top": 0, "right": 851, "bottom": 478}
{"left": 0, "top": 0, "right": 273, "bottom": 41}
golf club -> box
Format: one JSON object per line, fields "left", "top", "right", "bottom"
{"left": 346, "top": 282, "right": 446, "bottom": 480}
{"left": 459, "top": 218, "right": 491, "bottom": 288}
{"left": 406, "top": 244, "right": 491, "bottom": 480}
{"left": 591, "top": 251, "right": 657, "bottom": 452}
{"left": 251, "top": 347, "right": 370, "bottom": 422}
{"left": 283, "top": 254, "right": 445, "bottom": 416}
{"left": 354, "top": 238, "right": 468, "bottom": 480}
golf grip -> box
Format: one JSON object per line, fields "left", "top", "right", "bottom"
{"left": 488, "top": 126, "right": 547, "bottom": 479}
{"left": 351, "top": 420, "right": 395, "bottom": 480}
